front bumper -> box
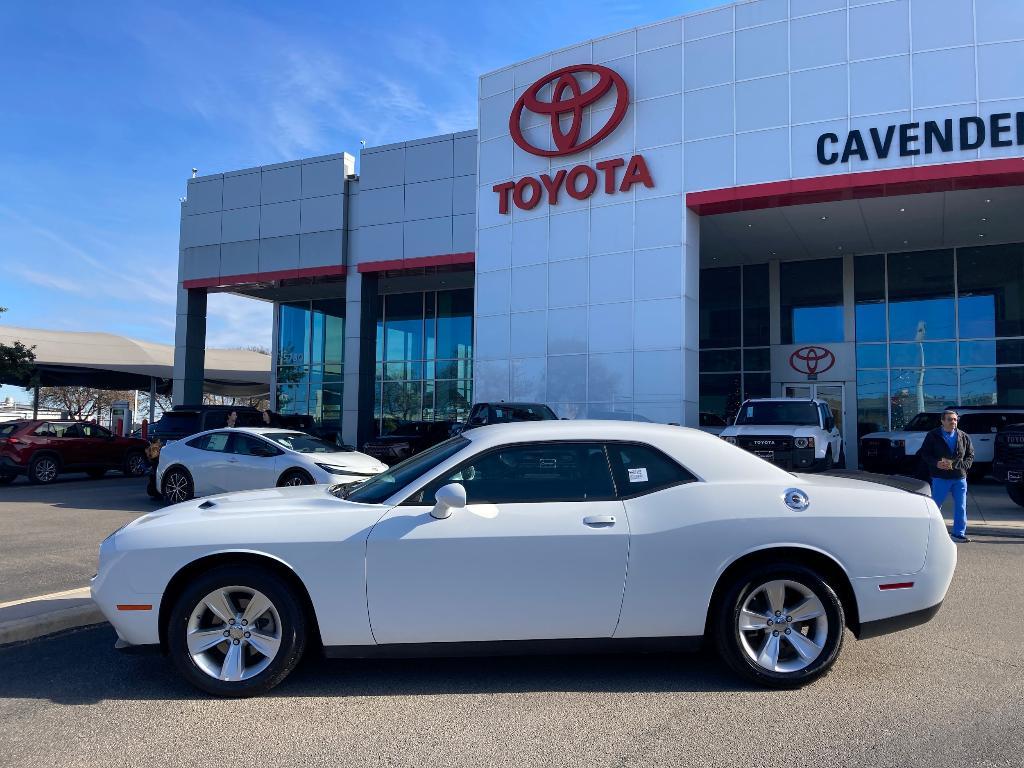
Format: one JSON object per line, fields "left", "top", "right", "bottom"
{"left": 737, "top": 446, "right": 819, "bottom": 471}
{"left": 91, "top": 539, "right": 162, "bottom": 647}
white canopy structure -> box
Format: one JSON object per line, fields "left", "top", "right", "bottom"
{"left": 0, "top": 326, "right": 270, "bottom": 396}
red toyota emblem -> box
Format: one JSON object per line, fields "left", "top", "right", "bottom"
{"left": 509, "top": 64, "right": 630, "bottom": 157}
{"left": 789, "top": 346, "right": 836, "bottom": 376}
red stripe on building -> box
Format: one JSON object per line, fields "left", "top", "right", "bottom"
{"left": 182, "top": 264, "right": 347, "bottom": 290}
{"left": 686, "top": 158, "right": 1024, "bottom": 216}
{"left": 356, "top": 252, "right": 475, "bottom": 274}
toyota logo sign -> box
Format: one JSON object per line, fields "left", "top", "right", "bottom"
{"left": 789, "top": 346, "right": 836, "bottom": 377}
{"left": 509, "top": 64, "right": 630, "bottom": 157}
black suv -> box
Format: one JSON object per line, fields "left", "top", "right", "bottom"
{"left": 993, "top": 423, "right": 1024, "bottom": 506}
{"left": 362, "top": 420, "right": 456, "bottom": 465}
{"left": 454, "top": 402, "right": 559, "bottom": 434}
{"left": 149, "top": 406, "right": 263, "bottom": 443}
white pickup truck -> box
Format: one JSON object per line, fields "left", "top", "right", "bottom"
{"left": 719, "top": 397, "right": 844, "bottom": 472}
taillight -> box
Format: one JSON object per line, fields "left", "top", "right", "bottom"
{"left": 4, "top": 437, "right": 24, "bottom": 446}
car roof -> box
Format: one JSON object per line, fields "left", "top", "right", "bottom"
{"left": 742, "top": 398, "right": 821, "bottom": 404}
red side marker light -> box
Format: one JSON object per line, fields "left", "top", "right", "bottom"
{"left": 878, "top": 582, "right": 914, "bottom": 591}
{"left": 116, "top": 604, "right": 153, "bottom": 611}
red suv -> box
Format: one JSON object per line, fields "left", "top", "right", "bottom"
{"left": 0, "top": 420, "right": 149, "bottom": 485}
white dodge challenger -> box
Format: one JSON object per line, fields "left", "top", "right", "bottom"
{"left": 92, "top": 421, "right": 957, "bottom": 697}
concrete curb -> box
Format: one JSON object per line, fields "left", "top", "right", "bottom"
{"left": 0, "top": 588, "right": 107, "bottom": 646}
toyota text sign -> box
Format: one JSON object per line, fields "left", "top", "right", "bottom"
{"left": 493, "top": 64, "right": 654, "bottom": 214}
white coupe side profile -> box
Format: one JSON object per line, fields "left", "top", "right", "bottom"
{"left": 94, "top": 421, "right": 957, "bottom": 697}
{"left": 156, "top": 427, "right": 388, "bottom": 503}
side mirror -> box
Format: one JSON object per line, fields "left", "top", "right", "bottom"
{"left": 430, "top": 482, "right": 467, "bottom": 519}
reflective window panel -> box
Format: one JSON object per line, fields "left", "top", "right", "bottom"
{"left": 780, "top": 258, "right": 844, "bottom": 344}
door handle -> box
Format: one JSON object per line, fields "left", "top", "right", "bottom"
{"left": 583, "top": 514, "right": 616, "bottom": 527}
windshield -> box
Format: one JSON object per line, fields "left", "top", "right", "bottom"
{"left": 735, "top": 401, "right": 820, "bottom": 427}
{"left": 264, "top": 432, "right": 352, "bottom": 453}
{"left": 491, "top": 404, "right": 557, "bottom": 423}
{"left": 904, "top": 413, "right": 942, "bottom": 431}
{"left": 337, "top": 437, "right": 470, "bottom": 504}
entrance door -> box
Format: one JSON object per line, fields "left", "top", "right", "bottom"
{"left": 784, "top": 383, "right": 847, "bottom": 464}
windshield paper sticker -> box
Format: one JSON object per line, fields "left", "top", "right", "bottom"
{"left": 628, "top": 467, "right": 648, "bottom": 483}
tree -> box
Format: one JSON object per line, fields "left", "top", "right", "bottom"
{"left": 0, "top": 307, "right": 36, "bottom": 386}
{"left": 38, "top": 387, "right": 136, "bottom": 422}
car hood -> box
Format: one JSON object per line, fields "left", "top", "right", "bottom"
{"left": 115, "top": 484, "right": 390, "bottom": 548}
{"left": 721, "top": 425, "right": 821, "bottom": 437}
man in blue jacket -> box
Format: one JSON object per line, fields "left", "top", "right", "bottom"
{"left": 919, "top": 408, "right": 975, "bottom": 543}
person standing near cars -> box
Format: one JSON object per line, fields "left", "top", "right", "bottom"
{"left": 920, "top": 409, "right": 974, "bottom": 543}
{"left": 225, "top": 410, "right": 238, "bottom": 428}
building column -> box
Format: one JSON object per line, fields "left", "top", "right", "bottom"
{"left": 173, "top": 287, "right": 207, "bottom": 406}
{"left": 341, "top": 271, "right": 380, "bottom": 448}
{"left": 682, "top": 209, "right": 700, "bottom": 427}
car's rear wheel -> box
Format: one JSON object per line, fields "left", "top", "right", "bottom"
{"left": 123, "top": 451, "right": 147, "bottom": 477}
{"left": 1007, "top": 483, "right": 1024, "bottom": 508}
{"left": 162, "top": 468, "right": 194, "bottom": 504}
{"left": 167, "top": 565, "right": 307, "bottom": 697}
{"left": 715, "top": 563, "right": 845, "bottom": 688}
{"left": 86, "top": 468, "right": 107, "bottom": 479}
{"left": 278, "top": 469, "right": 313, "bottom": 487}
{"left": 28, "top": 454, "right": 59, "bottom": 485}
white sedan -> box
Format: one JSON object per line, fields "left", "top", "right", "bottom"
{"left": 95, "top": 421, "right": 956, "bottom": 697}
{"left": 156, "top": 427, "right": 388, "bottom": 503}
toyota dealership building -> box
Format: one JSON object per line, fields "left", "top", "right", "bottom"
{"left": 173, "top": 0, "right": 1024, "bottom": 467}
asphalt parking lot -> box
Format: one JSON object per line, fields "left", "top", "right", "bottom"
{"left": 0, "top": 533, "right": 1021, "bottom": 768}
{"left": 0, "top": 475, "right": 156, "bottom": 602}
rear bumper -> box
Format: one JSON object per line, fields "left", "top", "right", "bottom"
{"left": 0, "top": 456, "right": 26, "bottom": 475}
{"left": 857, "top": 601, "right": 944, "bottom": 640}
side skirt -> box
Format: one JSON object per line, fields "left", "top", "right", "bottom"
{"left": 324, "top": 635, "right": 704, "bottom": 660}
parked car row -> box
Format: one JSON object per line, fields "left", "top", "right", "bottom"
{"left": 0, "top": 419, "right": 148, "bottom": 485}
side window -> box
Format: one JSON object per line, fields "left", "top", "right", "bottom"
{"left": 407, "top": 442, "right": 616, "bottom": 504}
{"left": 33, "top": 423, "right": 59, "bottom": 437}
{"left": 61, "top": 424, "right": 84, "bottom": 438}
{"left": 606, "top": 443, "right": 697, "bottom": 497}
{"left": 230, "top": 434, "right": 281, "bottom": 457}
{"left": 468, "top": 406, "right": 487, "bottom": 426}
{"left": 83, "top": 424, "right": 112, "bottom": 438}
{"left": 187, "top": 432, "right": 231, "bottom": 452}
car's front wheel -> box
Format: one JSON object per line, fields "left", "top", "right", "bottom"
{"left": 167, "top": 565, "right": 307, "bottom": 697}
{"left": 162, "top": 467, "right": 194, "bottom": 504}
{"left": 715, "top": 563, "right": 845, "bottom": 688}
{"left": 278, "top": 469, "right": 313, "bottom": 487}
{"left": 123, "top": 451, "right": 147, "bottom": 477}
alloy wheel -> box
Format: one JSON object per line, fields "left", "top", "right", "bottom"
{"left": 126, "top": 454, "right": 146, "bottom": 476}
{"left": 186, "top": 586, "right": 283, "bottom": 682}
{"left": 34, "top": 458, "right": 57, "bottom": 483}
{"left": 737, "top": 579, "right": 829, "bottom": 674}
{"left": 164, "top": 472, "right": 190, "bottom": 503}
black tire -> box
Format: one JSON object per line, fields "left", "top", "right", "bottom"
{"left": 86, "top": 468, "right": 107, "bottom": 479}
{"left": 1007, "top": 483, "right": 1024, "bottom": 508}
{"left": 822, "top": 447, "right": 834, "bottom": 472}
{"left": 278, "top": 469, "right": 313, "bottom": 487}
{"left": 162, "top": 467, "right": 195, "bottom": 504}
{"left": 123, "top": 451, "right": 147, "bottom": 477}
{"left": 714, "top": 562, "right": 845, "bottom": 689}
{"left": 836, "top": 447, "right": 847, "bottom": 470}
{"left": 0, "top": 473, "right": 16, "bottom": 486}
{"left": 28, "top": 454, "right": 60, "bottom": 485}
{"left": 166, "top": 564, "right": 307, "bottom": 698}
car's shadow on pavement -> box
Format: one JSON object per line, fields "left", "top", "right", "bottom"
{"left": 0, "top": 625, "right": 752, "bottom": 704}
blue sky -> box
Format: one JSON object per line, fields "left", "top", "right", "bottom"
{"left": 0, "top": 0, "right": 715, "bottom": 401}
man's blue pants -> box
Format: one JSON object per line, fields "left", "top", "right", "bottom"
{"left": 931, "top": 477, "right": 968, "bottom": 537}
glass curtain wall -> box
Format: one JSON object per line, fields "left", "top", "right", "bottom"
{"left": 699, "top": 264, "right": 771, "bottom": 422}
{"left": 855, "top": 243, "right": 1024, "bottom": 438}
{"left": 374, "top": 288, "right": 473, "bottom": 435}
{"left": 276, "top": 299, "right": 345, "bottom": 427}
